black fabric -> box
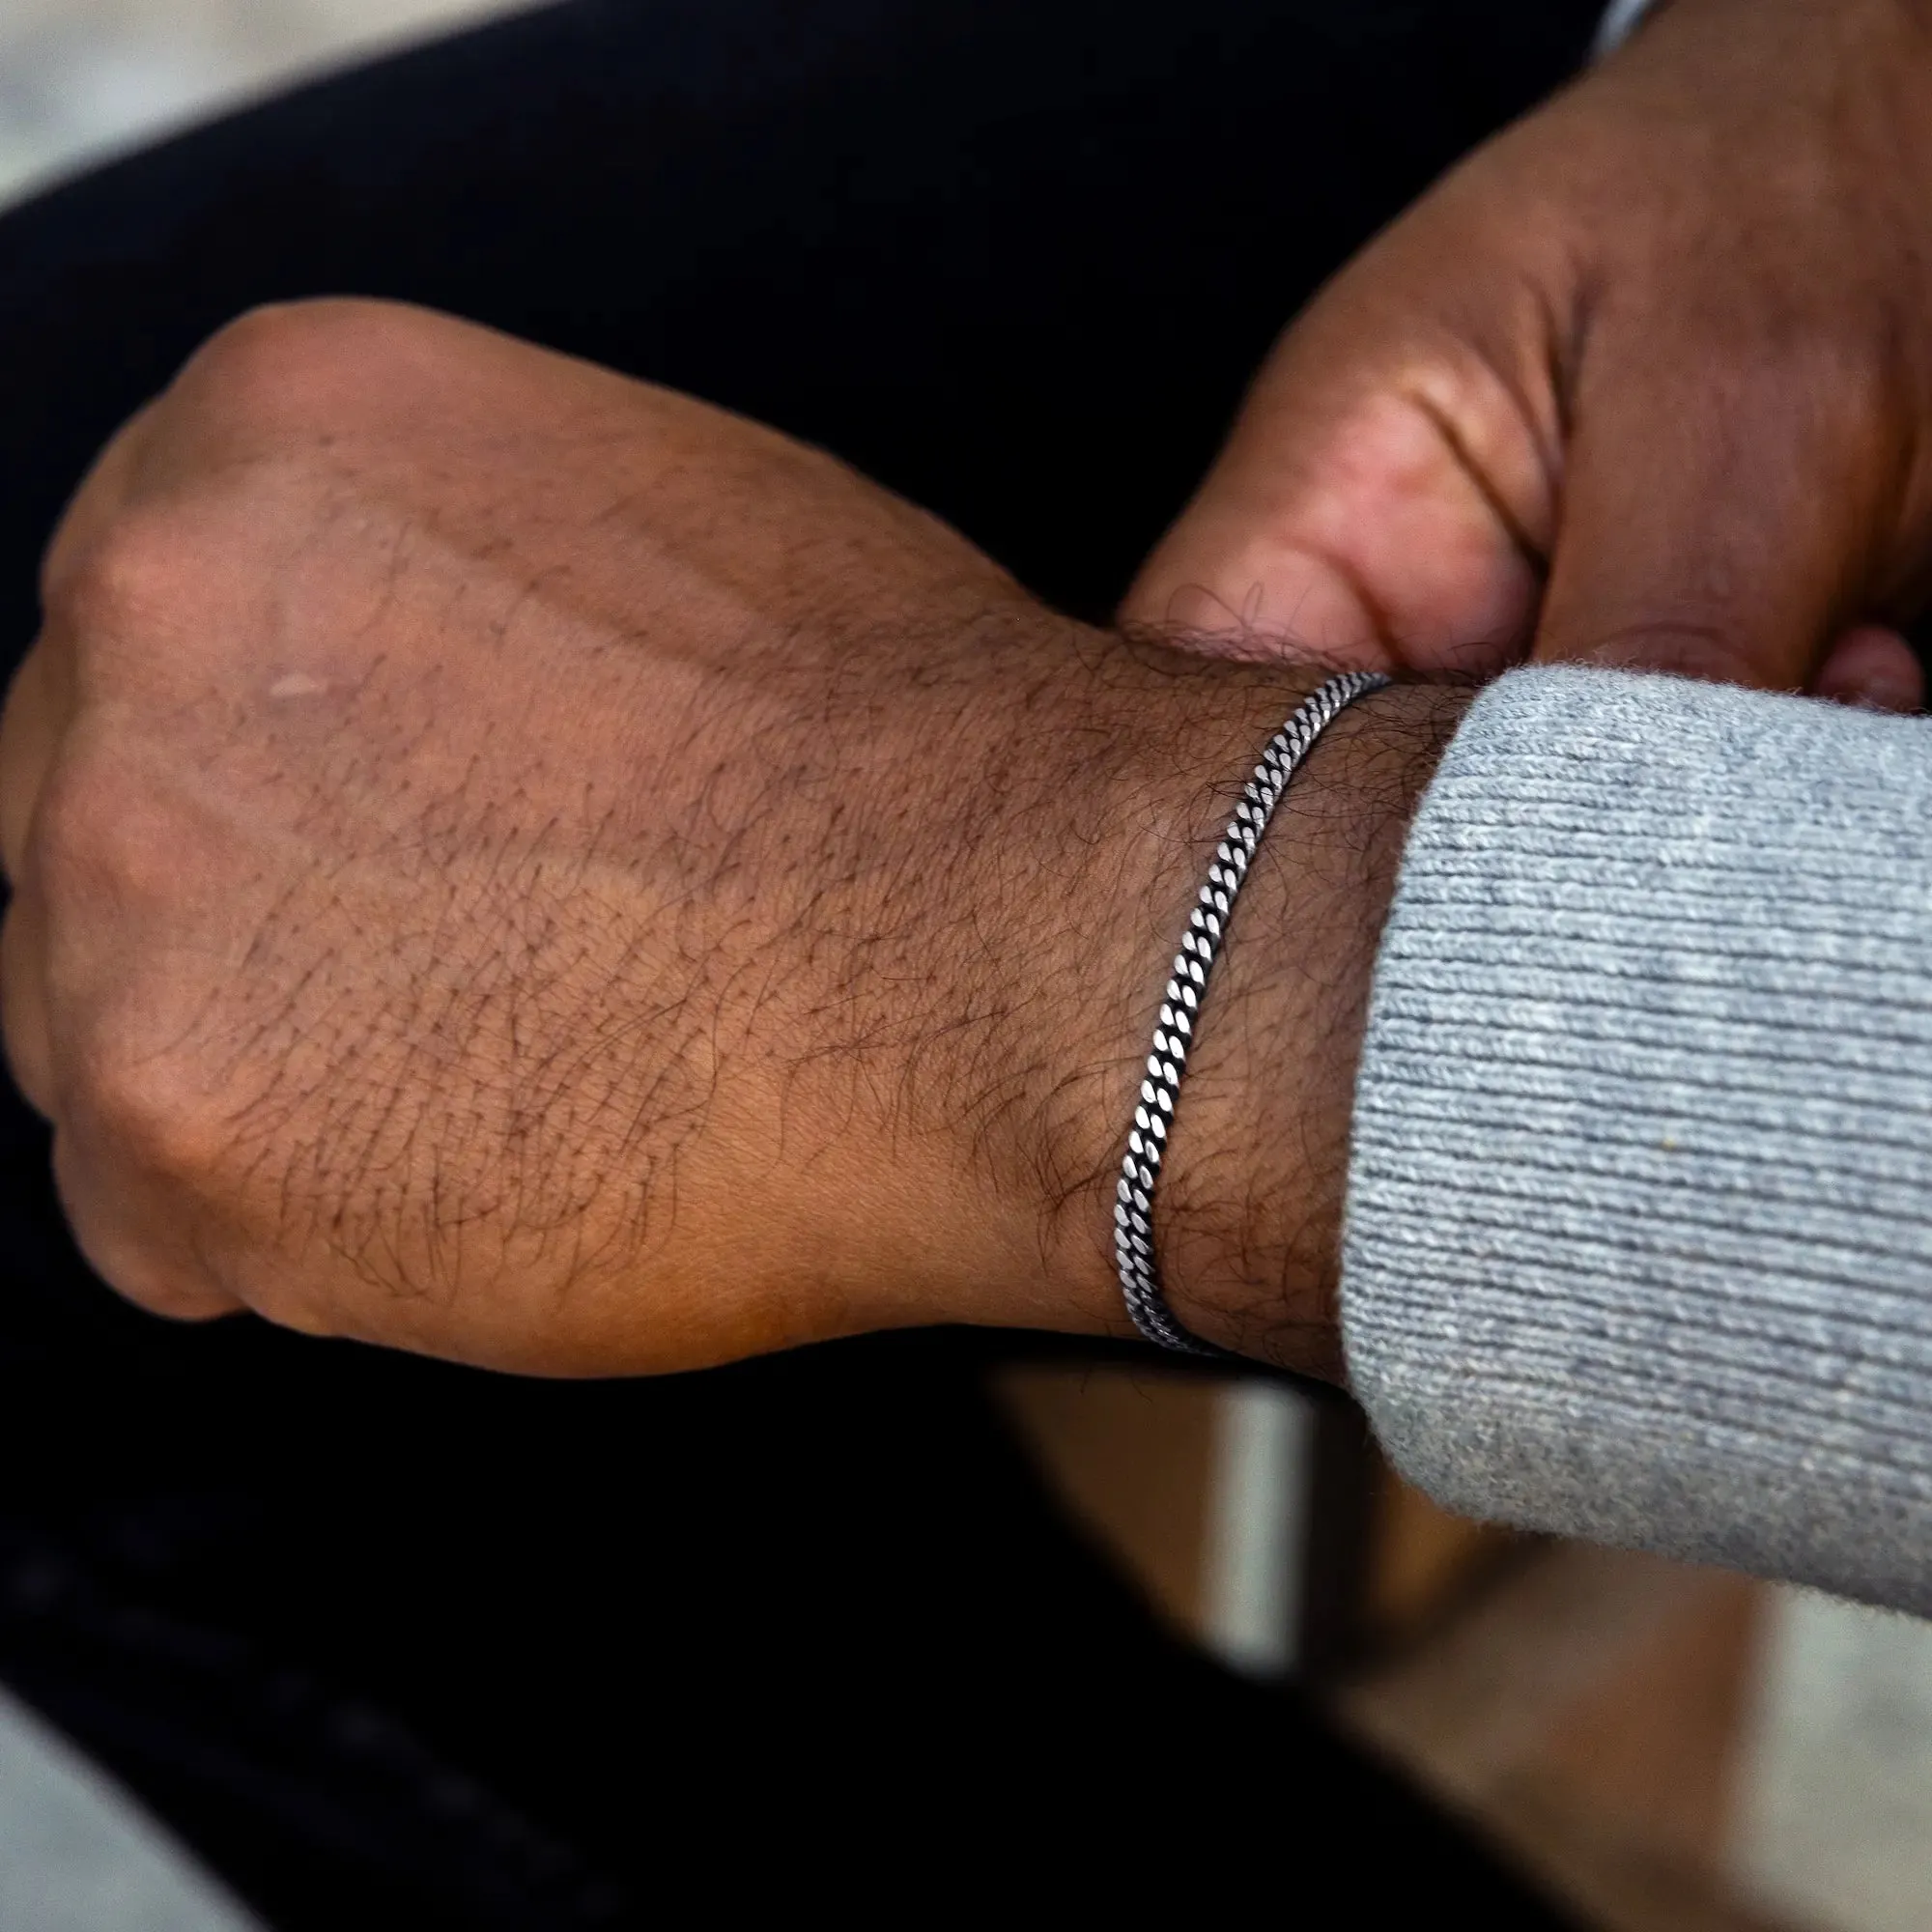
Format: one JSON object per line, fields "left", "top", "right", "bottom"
{"left": 0, "top": 2, "right": 1600, "bottom": 1924}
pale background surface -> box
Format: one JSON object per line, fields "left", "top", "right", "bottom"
{"left": 1735, "top": 1591, "right": 1932, "bottom": 1932}
{"left": 0, "top": 1685, "right": 259, "bottom": 1932}
{"left": 0, "top": 0, "right": 535, "bottom": 205}
{"left": 3, "top": 5, "right": 1932, "bottom": 1929}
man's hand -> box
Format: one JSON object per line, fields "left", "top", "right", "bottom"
{"left": 1126, "top": 0, "right": 1932, "bottom": 708}
{"left": 0, "top": 299, "right": 1447, "bottom": 1378}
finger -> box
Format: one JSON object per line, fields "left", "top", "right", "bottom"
{"left": 0, "top": 643, "right": 68, "bottom": 885}
{"left": 1532, "top": 337, "right": 1902, "bottom": 690}
{"left": 37, "top": 398, "right": 165, "bottom": 612}
{"left": 1810, "top": 624, "right": 1924, "bottom": 712}
{"left": 1122, "top": 269, "right": 1554, "bottom": 674}
{"left": 49, "top": 1125, "right": 243, "bottom": 1322}
{"left": 0, "top": 888, "right": 54, "bottom": 1119}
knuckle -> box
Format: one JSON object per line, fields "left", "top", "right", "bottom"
{"left": 189, "top": 299, "right": 334, "bottom": 387}
{"left": 33, "top": 725, "right": 236, "bottom": 919}
{"left": 237, "top": 1272, "right": 338, "bottom": 1340}
{"left": 51, "top": 1149, "right": 233, "bottom": 1321}
{"left": 80, "top": 1028, "right": 227, "bottom": 1190}
{"left": 31, "top": 747, "right": 166, "bottom": 898}
{"left": 182, "top": 298, "right": 419, "bottom": 428}
{"left": 30, "top": 756, "right": 116, "bottom": 884}
{"left": 46, "top": 502, "right": 197, "bottom": 641}
{"left": 107, "top": 1262, "right": 237, "bottom": 1325}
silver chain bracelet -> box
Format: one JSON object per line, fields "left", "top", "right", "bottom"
{"left": 1113, "top": 669, "right": 1390, "bottom": 1355}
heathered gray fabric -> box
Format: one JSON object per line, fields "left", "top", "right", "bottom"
{"left": 1342, "top": 666, "right": 1932, "bottom": 1614}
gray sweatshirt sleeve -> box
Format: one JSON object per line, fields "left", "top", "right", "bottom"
{"left": 1341, "top": 666, "right": 1932, "bottom": 1613}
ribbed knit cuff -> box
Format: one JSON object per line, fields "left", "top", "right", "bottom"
{"left": 1343, "top": 667, "right": 1932, "bottom": 1612}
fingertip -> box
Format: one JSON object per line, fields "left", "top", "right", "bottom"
{"left": 1810, "top": 625, "right": 1924, "bottom": 714}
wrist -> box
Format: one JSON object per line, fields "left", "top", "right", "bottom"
{"left": 984, "top": 654, "right": 1468, "bottom": 1378}
{"left": 1146, "top": 680, "right": 1471, "bottom": 1376}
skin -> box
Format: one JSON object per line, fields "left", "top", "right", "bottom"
{"left": 11, "top": 0, "right": 1928, "bottom": 1378}
{"left": 1126, "top": 0, "right": 1932, "bottom": 710}
{"left": 0, "top": 299, "right": 1461, "bottom": 1379}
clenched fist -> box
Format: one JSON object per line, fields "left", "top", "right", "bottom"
{"left": 0, "top": 300, "right": 1432, "bottom": 1378}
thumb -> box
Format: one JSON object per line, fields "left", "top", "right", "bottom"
{"left": 1122, "top": 298, "right": 1555, "bottom": 676}
{"left": 1532, "top": 341, "right": 1924, "bottom": 709}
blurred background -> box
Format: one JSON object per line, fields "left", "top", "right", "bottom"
{"left": 3, "top": 6, "right": 1932, "bottom": 1930}
{"left": 0, "top": 1, "right": 528, "bottom": 204}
